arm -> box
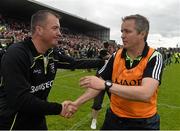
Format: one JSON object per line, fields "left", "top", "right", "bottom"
{"left": 73, "top": 88, "right": 101, "bottom": 107}
{"left": 79, "top": 51, "right": 164, "bottom": 102}
{"left": 66, "top": 56, "right": 114, "bottom": 109}
{"left": 109, "top": 78, "right": 159, "bottom": 102}
{"left": 54, "top": 48, "right": 105, "bottom": 69}
{"left": 79, "top": 76, "right": 158, "bottom": 103}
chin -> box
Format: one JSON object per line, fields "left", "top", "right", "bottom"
{"left": 52, "top": 41, "right": 58, "bottom": 47}
{"left": 123, "top": 45, "right": 128, "bottom": 49}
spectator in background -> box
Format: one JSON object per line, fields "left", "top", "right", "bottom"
{"left": 90, "top": 40, "right": 116, "bottom": 129}
{"left": 174, "top": 49, "right": 180, "bottom": 64}
{"left": 107, "top": 40, "right": 117, "bottom": 55}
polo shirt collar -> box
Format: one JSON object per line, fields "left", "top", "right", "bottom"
{"left": 121, "top": 42, "right": 149, "bottom": 59}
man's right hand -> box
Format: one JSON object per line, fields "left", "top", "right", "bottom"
{"left": 60, "top": 100, "right": 78, "bottom": 118}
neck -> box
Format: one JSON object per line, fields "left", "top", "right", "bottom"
{"left": 127, "top": 41, "right": 145, "bottom": 60}
{"left": 32, "top": 37, "right": 49, "bottom": 54}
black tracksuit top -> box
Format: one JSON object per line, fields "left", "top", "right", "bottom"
{"left": 0, "top": 39, "right": 104, "bottom": 129}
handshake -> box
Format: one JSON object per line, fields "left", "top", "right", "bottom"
{"left": 60, "top": 100, "right": 78, "bottom": 118}
{"left": 59, "top": 76, "right": 105, "bottom": 118}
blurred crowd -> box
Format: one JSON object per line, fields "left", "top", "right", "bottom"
{"left": 0, "top": 13, "right": 179, "bottom": 64}
{"left": 157, "top": 47, "right": 180, "bottom": 68}
{"left": 0, "top": 13, "right": 121, "bottom": 59}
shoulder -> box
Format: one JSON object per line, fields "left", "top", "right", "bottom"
{"left": 8, "top": 40, "right": 32, "bottom": 54}
{"left": 149, "top": 50, "right": 163, "bottom": 62}
{"left": 3, "top": 41, "right": 31, "bottom": 64}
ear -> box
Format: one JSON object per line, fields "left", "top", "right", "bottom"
{"left": 139, "top": 31, "right": 146, "bottom": 40}
{"left": 36, "top": 26, "right": 43, "bottom": 36}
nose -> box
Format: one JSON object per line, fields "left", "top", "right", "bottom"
{"left": 57, "top": 29, "right": 62, "bottom": 38}
{"left": 121, "top": 32, "right": 125, "bottom": 39}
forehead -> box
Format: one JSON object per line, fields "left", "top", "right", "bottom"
{"left": 45, "top": 14, "right": 60, "bottom": 25}
{"left": 108, "top": 44, "right": 114, "bottom": 48}
{"left": 121, "top": 19, "right": 136, "bottom": 29}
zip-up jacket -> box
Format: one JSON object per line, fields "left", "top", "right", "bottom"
{"left": 0, "top": 39, "right": 104, "bottom": 129}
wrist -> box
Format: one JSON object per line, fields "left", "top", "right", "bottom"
{"left": 73, "top": 100, "right": 80, "bottom": 108}
{"left": 104, "top": 80, "right": 113, "bottom": 91}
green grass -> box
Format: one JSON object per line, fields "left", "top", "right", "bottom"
{"left": 158, "top": 63, "right": 180, "bottom": 130}
{"left": 47, "top": 63, "right": 180, "bottom": 130}
{"left": 47, "top": 69, "right": 110, "bottom": 130}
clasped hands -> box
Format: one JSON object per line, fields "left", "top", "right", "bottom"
{"left": 60, "top": 76, "right": 105, "bottom": 118}
{"left": 60, "top": 100, "right": 78, "bottom": 118}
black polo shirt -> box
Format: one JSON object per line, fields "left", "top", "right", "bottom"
{"left": 98, "top": 43, "right": 163, "bottom": 85}
{"left": 121, "top": 43, "right": 149, "bottom": 69}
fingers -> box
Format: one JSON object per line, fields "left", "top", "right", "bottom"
{"left": 79, "top": 78, "right": 90, "bottom": 88}
{"left": 67, "top": 103, "right": 77, "bottom": 114}
{"left": 79, "top": 76, "right": 94, "bottom": 88}
{"left": 79, "top": 76, "right": 91, "bottom": 83}
{"left": 65, "top": 104, "right": 77, "bottom": 118}
{"left": 79, "top": 76, "right": 105, "bottom": 90}
{"left": 60, "top": 100, "right": 78, "bottom": 118}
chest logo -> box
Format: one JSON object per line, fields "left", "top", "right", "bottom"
{"left": 49, "top": 63, "right": 55, "bottom": 73}
{"left": 33, "top": 69, "right": 42, "bottom": 74}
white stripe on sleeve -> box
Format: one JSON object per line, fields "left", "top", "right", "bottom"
{"left": 152, "top": 53, "right": 163, "bottom": 81}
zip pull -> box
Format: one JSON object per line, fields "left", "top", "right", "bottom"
{"left": 43, "top": 56, "right": 48, "bottom": 74}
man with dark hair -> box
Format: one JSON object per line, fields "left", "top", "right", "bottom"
{"left": 71, "top": 14, "right": 163, "bottom": 130}
{"left": 0, "top": 10, "right": 104, "bottom": 130}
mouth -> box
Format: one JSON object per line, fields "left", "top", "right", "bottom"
{"left": 54, "top": 38, "right": 60, "bottom": 42}
{"left": 123, "top": 41, "right": 128, "bottom": 45}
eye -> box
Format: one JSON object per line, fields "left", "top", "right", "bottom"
{"left": 52, "top": 26, "right": 60, "bottom": 30}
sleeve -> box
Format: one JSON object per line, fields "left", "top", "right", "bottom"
{"left": 2, "top": 46, "right": 62, "bottom": 115}
{"left": 97, "top": 53, "right": 115, "bottom": 80}
{"left": 143, "top": 51, "right": 164, "bottom": 85}
{"left": 73, "top": 58, "right": 105, "bottom": 69}
{"left": 53, "top": 48, "right": 105, "bottom": 69}
{"left": 54, "top": 49, "right": 76, "bottom": 69}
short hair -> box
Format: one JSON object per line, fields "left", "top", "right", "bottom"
{"left": 122, "top": 14, "right": 149, "bottom": 41}
{"left": 31, "top": 10, "right": 61, "bottom": 34}
{"left": 108, "top": 40, "right": 116, "bottom": 47}
{"left": 103, "top": 40, "right": 116, "bottom": 49}
{"left": 103, "top": 41, "right": 109, "bottom": 49}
